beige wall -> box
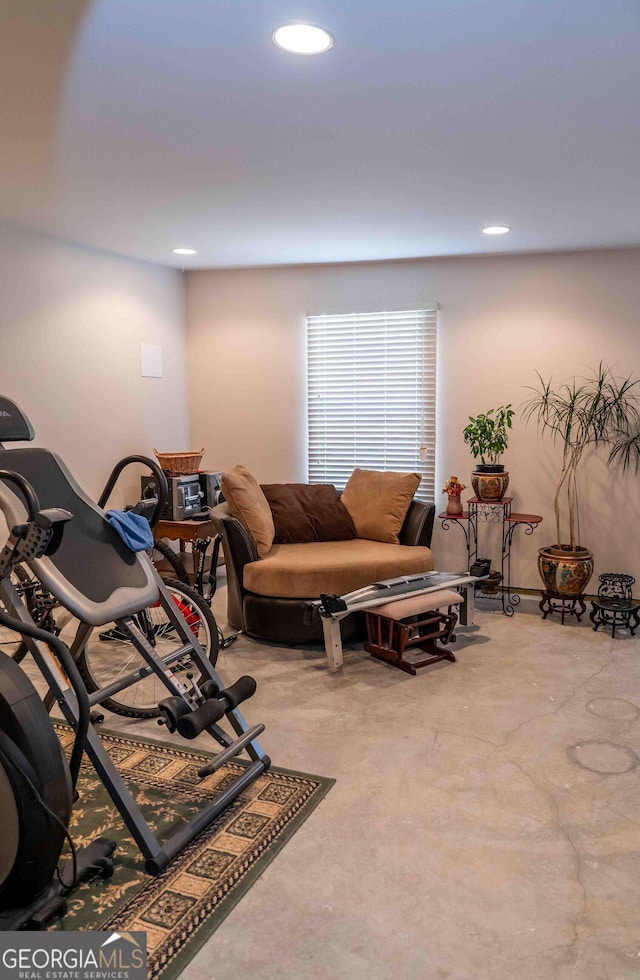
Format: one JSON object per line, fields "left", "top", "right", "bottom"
{"left": 187, "top": 248, "right": 640, "bottom": 588}
{"left": 0, "top": 223, "right": 190, "bottom": 508}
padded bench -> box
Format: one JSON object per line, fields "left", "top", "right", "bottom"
{"left": 364, "top": 589, "right": 463, "bottom": 675}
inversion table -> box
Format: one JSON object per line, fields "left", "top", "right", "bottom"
{"left": 0, "top": 397, "right": 270, "bottom": 876}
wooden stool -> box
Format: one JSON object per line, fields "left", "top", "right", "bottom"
{"left": 364, "top": 589, "right": 463, "bottom": 676}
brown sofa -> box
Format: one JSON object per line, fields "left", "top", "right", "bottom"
{"left": 211, "top": 497, "right": 436, "bottom": 644}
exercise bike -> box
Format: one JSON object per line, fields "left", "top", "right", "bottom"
{"left": 0, "top": 397, "right": 270, "bottom": 928}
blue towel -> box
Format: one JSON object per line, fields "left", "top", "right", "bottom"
{"left": 106, "top": 509, "right": 154, "bottom": 552}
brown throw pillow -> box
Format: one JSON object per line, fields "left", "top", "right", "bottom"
{"left": 261, "top": 483, "right": 357, "bottom": 544}
{"left": 220, "top": 465, "right": 275, "bottom": 558}
{"left": 341, "top": 468, "right": 421, "bottom": 544}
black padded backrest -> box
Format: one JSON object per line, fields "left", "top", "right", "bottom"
{"left": 0, "top": 397, "right": 35, "bottom": 443}
{"left": 0, "top": 447, "right": 147, "bottom": 603}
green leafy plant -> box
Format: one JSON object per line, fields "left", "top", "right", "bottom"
{"left": 463, "top": 405, "right": 514, "bottom": 466}
{"left": 522, "top": 363, "right": 640, "bottom": 551}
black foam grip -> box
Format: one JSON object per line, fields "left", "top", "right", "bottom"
{"left": 219, "top": 675, "right": 257, "bottom": 710}
{"left": 201, "top": 679, "right": 220, "bottom": 700}
{"left": 158, "top": 696, "right": 191, "bottom": 732}
{"left": 177, "top": 698, "right": 226, "bottom": 739}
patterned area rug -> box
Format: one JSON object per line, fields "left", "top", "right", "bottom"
{"left": 52, "top": 727, "right": 334, "bottom": 979}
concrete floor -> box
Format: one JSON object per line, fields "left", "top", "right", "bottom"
{"left": 113, "top": 589, "right": 640, "bottom": 979}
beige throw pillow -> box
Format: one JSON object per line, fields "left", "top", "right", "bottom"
{"left": 341, "top": 468, "right": 421, "bottom": 544}
{"left": 221, "top": 465, "right": 275, "bottom": 558}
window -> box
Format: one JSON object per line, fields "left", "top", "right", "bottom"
{"left": 307, "top": 307, "right": 437, "bottom": 501}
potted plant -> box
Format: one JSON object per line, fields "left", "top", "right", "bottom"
{"left": 463, "top": 405, "right": 514, "bottom": 500}
{"left": 522, "top": 363, "right": 640, "bottom": 597}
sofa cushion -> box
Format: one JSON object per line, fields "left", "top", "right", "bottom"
{"left": 243, "top": 538, "right": 434, "bottom": 599}
{"left": 261, "top": 483, "right": 357, "bottom": 544}
{"left": 341, "top": 468, "right": 422, "bottom": 544}
{"left": 221, "top": 465, "right": 275, "bottom": 559}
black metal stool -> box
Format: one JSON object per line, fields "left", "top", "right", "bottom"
{"left": 589, "top": 573, "right": 640, "bottom": 638}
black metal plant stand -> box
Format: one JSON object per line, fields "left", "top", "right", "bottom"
{"left": 590, "top": 573, "right": 640, "bottom": 637}
{"left": 539, "top": 590, "right": 587, "bottom": 624}
{"left": 439, "top": 497, "right": 543, "bottom": 617}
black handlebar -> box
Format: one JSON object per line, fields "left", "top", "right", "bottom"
{"left": 98, "top": 455, "right": 168, "bottom": 529}
{"left": 0, "top": 469, "right": 41, "bottom": 520}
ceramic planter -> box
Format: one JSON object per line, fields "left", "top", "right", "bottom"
{"left": 471, "top": 469, "right": 509, "bottom": 501}
{"left": 538, "top": 545, "right": 594, "bottom": 597}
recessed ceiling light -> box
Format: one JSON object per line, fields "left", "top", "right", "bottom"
{"left": 172, "top": 248, "right": 197, "bottom": 255}
{"left": 272, "top": 24, "right": 334, "bottom": 55}
{"left": 482, "top": 226, "right": 511, "bottom": 235}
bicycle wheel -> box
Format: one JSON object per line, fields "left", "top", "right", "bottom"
{"left": 148, "top": 539, "right": 190, "bottom": 584}
{"left": 76, "top": 580, "right": 219, "bottom": 719}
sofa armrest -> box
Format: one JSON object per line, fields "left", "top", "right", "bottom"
{"left": 209, "top": 502, "right": 259, "bottom": 630}
{"left": 399, "top": 500, "right": 436, "bottom": 548}
{"left": 210, "top": 502, "right": 259, "bottom": 561}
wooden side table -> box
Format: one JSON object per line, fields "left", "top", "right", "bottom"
{"left": 154, "top": 518, "right": 219, "bottom": 582}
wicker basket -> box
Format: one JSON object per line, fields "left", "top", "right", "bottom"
{"left": 154, "top": 448, "right": 205, "bottom": 474}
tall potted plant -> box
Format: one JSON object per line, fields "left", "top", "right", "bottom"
{"left": 522, "top": 363, "right": 640, "bottom": 596}
{"left": 463, "top": 405, "right": 514, "bottom": 500}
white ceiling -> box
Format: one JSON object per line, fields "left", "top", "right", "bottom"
{"left": 1, "top": 0, "right": 639, "bottom": 269}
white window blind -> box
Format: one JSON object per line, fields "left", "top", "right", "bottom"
{"left": 307, "top": 307, "right": 437, "bottom": 502}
